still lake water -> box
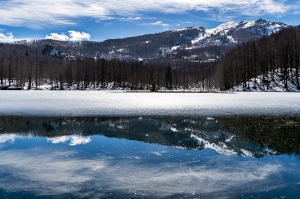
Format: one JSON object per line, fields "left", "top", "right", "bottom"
{"left": 0, "top": 92, "right": 299, "bottom": 198}
{"left": 0, "top": 116, "right": 299, "bottom": 199}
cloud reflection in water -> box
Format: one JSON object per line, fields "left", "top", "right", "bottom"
{"left": 0, "top": 136, "right": 288, "bottom": 199}
{"left": 0, "top": 134, "right": 30, "bottom": 144}
{"left": 47, "top": 135, "right": 91, "bottom": 146}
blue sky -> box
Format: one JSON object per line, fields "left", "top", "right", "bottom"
{"left": 0, "top": 0, "right": 300, "bottom": 42}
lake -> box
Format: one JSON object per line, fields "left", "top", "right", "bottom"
{"left": 0, "top": 91, "right": 299, "bottom": 198}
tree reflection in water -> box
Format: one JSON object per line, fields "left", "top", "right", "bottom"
{"left": 1, "top": 116, "right": 299, "bottom": 158}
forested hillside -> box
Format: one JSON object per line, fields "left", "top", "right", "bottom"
{"left": 216, "top": 26, "right": 300, "bottom": 91}
{"left": 0, "top": 43, "right": 216, "bottom": 90}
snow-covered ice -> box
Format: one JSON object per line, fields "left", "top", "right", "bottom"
{"left": 0, "top": 91, "right": 299, "bottom": 116}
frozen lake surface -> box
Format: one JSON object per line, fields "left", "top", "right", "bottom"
{"left": 0, "top": 91, "right": 299, "bottom": 116}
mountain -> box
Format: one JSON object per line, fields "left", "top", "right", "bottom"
{"left": 190, "top": 19, "right": 288, "bottom": 47}
{"left": 20, "top": 19, "right": 288, "bottom": 61}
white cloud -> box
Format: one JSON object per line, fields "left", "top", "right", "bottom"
{"left": 0, "top": 32, "right": 14, "bottom": 43}
{"left": 0, "top": 32, "right": 31, "bottom": 43}
{"left": 45, "top": 33, "right": 69, "bottom": 41}
{"left": 68, "top": 31, "right": 91, "bottom": 41}
{"left": 45, "top": 31, "right": 91, "bottom": 41}
{"left": 120, "top": 16, "right": 142, "bottom": 21}
{"left": 151, "top": 21, "right": 170, "bottom": 27}
{"left": 0, "top": 0, "right": 298, "bottom": 28}
{"left": 142, "top": 21, "right": 170, "bottom": 27}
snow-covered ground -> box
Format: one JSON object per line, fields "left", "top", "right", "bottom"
{"left": 0, "top": 91, "right": 299, "bottom": 116}
{"left": 233, "top": 69, "right": 300, "bottom": 92}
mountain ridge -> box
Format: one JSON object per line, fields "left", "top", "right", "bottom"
{"left": 189, "top": 19, "right": 288, "bottom": 48}
{"left": 14, "top": 19, "right": 288, "bottom": 61}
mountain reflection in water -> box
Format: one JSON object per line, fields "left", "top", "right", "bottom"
{"left": 1, "top": 116, "right": 299, "bottom": 158}
{"left": 0, "top": 116, "right": 299, "bottom": 198}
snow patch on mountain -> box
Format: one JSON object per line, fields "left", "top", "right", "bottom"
{"left": 190, "top": 19, "right": 288, "bottom": 47}
{"left": 206, "top": 22, "right": 239, "bottom": 35}
{"left": 173, "top": 26, "right": 204, "bottom": 32}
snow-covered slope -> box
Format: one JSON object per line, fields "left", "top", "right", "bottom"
{"left": 232, "top": 69, "right": 300, "bottom": 92}
{"left": 155, "top": 19, "right": 288, "bottom": 59}
{"left": 190, "top": 19, "right": 288, "bottom": 48}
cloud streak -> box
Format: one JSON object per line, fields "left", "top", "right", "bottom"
{"left": 0, "top": 0, "right": 297, "bottom": 28}
{"left": 141, "top": 21, "right": 170, "bottom": 27}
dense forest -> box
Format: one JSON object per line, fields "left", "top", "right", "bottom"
{"left": 216, "top": 25, "right": 300, "bottom": 91}
{"left": 0, "top": 42, "right": 216, "bottom": 90}
{"left": 0, "top": 25, "right": 300, "bottom": 91}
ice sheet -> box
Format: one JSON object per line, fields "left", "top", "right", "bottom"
{"left": 0, "top": 91, "right": 299, "bottom": 116}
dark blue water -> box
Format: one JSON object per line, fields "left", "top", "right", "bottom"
{"left": 0, "top": 116, "right": 299, "bottom": 198}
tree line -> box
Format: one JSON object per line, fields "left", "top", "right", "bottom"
{"left": 0, "top": 43, "right": 217, "bottom": 90}
{"left": 216, "top": 25, "right": 300, "bottom": 90}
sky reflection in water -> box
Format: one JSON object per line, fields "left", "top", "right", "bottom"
{"left": 0, "top": 116, "right": 299, "bottom": 199}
